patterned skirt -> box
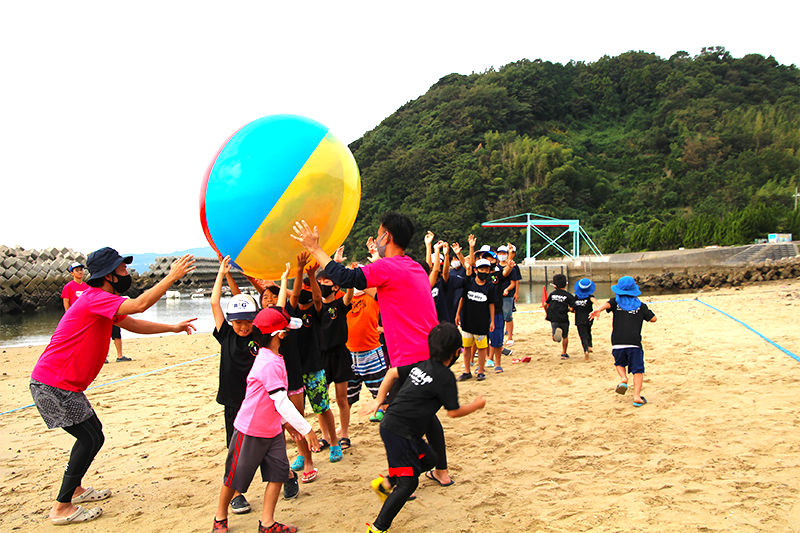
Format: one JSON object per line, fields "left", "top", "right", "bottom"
{"left": 29, "top": 379, "right": 95, "bottom": 429}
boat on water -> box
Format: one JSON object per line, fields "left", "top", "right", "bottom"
{"left": 165, "top": 290, "right": 181, "bottom": 299}
{"left": 190, "top": 292, "right": 205, "bottom": 299}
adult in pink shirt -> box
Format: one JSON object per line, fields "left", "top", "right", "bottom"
{"left": 30, "top": 247, "right": 197, "bottom": 525}
{"left": 292, "top": 212, "right": 455, "bottom": 486}
{"left": 61, "top": 261, "right": 88, "bottom": 311}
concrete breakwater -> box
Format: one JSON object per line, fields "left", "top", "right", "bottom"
{"left": 0, "top": 247, "right": 251, "bottom": 315}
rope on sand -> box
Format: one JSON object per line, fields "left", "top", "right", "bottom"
{"left": 517, "top": 297, "right": 798, "bottom": 362}
{"left": 0, "top": 352, "right": 220, "bottom": 416}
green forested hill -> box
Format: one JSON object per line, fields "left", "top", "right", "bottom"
{"left": 343, "top": 47, "right": 800, "bottom": 259}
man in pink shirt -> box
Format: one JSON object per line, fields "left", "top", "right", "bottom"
{"left": 30, "top": 247, "right": 197, "bottom": 525}
{"left": 61, "top": 261, "right": 88, "bottom": 311}
{"left": 291, "top": 212, "right": 455, "bottom": 486}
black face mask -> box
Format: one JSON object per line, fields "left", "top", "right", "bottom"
{"left": 477, "top": 271, "right": 490, "bottom": 281}
{"left": 298, "top": 289, "right": 313, "bottom": 305}
{"left": 320, "top": 284, "right": 336, "bottom": 298}
{"left": 109, "top": 274, "right": 132, "bottom": 294}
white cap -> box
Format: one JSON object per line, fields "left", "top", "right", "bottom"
{"left": 478, "top": 245, "right": 492, "bottom": 253}
{"left": 497, "top": 245, "right": 508, "bottom": 253}
{"left": 226, "top": 294, "right": 259, "bottom": 321}
{"left": 475, "top": 258, "right": 491, "bottom": 268}
{"left": 68, "top": 262, "right": 84, "bottom": 272}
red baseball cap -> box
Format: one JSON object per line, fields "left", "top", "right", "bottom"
{"left": 253, "top": 307, "right": 301, "bottom": 335}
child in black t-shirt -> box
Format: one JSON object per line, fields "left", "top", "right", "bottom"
{"left": 315, "top": 268, "right": 354, "bottom": 462}
{"left": 589, "top": 276, "right": 657, "bottom": 407}
{"left": 455, "top": 258, "right": 496, "bottom": 382}
{"left": 572, "top": 278, "right": 599, "bottom": 362}
{"left": 544, "top": 273, "right": 575, "bottom": 359}
{"left": 364, "top": 323, "right": 486, "bottom": 533}
{"left": 210, "top": 256, "right": 260, "bottom": 515}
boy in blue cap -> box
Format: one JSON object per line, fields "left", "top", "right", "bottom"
{"left": 572, "top": 278, "right": 599, "bottom": 362}
{"left": 589, "top": 276, "right": 657, "bottom": 407}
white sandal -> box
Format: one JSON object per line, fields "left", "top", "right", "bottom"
{"left": 71, "top": 487, "right": 112, "bottom": 504}
{"left": 51, "top": 505, "right": 103, "bottom": 525}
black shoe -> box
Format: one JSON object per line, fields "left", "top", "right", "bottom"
{"left": 283, "top": 471, "right": 299, "bottom": 500}
{"left": 116, "top": 356, "right": 132, "bottom": 362}
{"left": 230, "top": 493, "right": 251, "bottom": 514}
{"left": 502, "top": 348, "right": 513, "bottom": 356}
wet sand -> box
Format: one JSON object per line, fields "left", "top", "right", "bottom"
{"left": 1, "top": 280, "right": 799, "bottom": 532}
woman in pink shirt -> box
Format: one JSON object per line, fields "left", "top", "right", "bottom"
{"left": 30, "top": 247, "right": 197, "bottom": 525}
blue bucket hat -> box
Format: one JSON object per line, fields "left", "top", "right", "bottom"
{"left": 86, "top": 247, "right": 133, "bottom": 280}
{"left": 574, "top": 278, "right": 596, "bottom": 298}
{"left": 611, "top": 276, "right": 641, "bottom": 297}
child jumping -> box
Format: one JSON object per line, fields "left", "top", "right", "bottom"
{"left": 543, "top": 273, "right": 575, "bottom": 359}
{"left": 211, "top": 307, "right": 320, "bottom": 533}
{"left": 364, "top": 322, "right": 486, "bottom": 533}
{"left": 589, "top": 276, "right": 657, "bottom": 407}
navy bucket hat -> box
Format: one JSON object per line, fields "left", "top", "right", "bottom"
{"left": 86, "top": 247, "right": 133, "bottom": 280}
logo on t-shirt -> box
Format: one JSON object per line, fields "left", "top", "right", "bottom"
{"left": 327, "top": 306, "right": 338, "bottom": 320}
{"left": 302, "top": 313, "right": 312, "bottom": 327}
{"left": 467, "top": 290, "right": 488, "bottom": 303}
{"left": 75, "top": 290, "right": 84, "bottom": 299}
{"left": 551, "top": 294, "right": 568, "bottom": 303}
{"left": 409, "top": 367, "right": 433, "bottom": 386}
{"left": 431, "top": 287, "right": 439, "bottom": 298}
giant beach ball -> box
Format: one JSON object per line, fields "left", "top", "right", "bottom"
{"left": 200, "top": 114, "right": 361, "bottom": 280}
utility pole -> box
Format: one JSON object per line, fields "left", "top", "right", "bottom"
{"left": 794, "top": 186, "right": 799, "bottom": 211}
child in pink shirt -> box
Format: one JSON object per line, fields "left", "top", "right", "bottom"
{"left": 212, "top": 307, "right": 321, "bottom": 533}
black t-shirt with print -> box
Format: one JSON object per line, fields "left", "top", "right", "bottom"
{"left": 489, "top": 266, "right": 508, "bottom": 315}
{"left": 545, "top": 288, "right": 575, "bottom": 323}
{"left": 498, "top": 264, "right": 522, "bottom": 298}
{"left": 295, "top": 305, "right": 324, "bottom": 374}
{"left": 213, "top": 321, "right": 255, "bottom": 407}
{"left": 278, "top": 302, "right": 304, "bottom": 391}
{"left": 459, "top": 276, "right": 497, "bottom": 335}
{"left": 606, "top": 298, "right": 655, "bottom": 347}
{"left": 572, "top": 296, "right": 594, "bottom": 325}
{"left": 381, "top": 359, "right": 460, "bottom": 440}
{"left": 431, "top": 276, "right": 453, "bottom": 324}
{"left": 318, "top": 297, "right": 352, "bottom": 352}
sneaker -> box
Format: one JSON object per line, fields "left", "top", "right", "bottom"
{"left": 366, "top": 524, "right": 389, "bottom": 533}
{"left": 230, "top": 494, "right": 251, "bottom": 514}
{"left": 369, "top": 409, "right": 384, "bottom": 422}
{"left": 116, "top": 356, "right": 132, "bottom": 362}
{"left": 283, "top": 472, "right": 299, "bottom": 500}
{"left": 476, "top": 372, "right": 486, "bottom": 381}
{"left": 212, "top": 517, "right": 228, "bottom": 532}
{"left": 553, "top": 329, "right": 563, "bottom": 342}
{"left": 104, "top": 359, "right": 109, "bottom": 364}
{"left": 456, "top": 372, "right": 472, "bottom": 382}
{"left": 330, "top": 445, "right": 343, "bottom": 463}
{"left": 259, "top": 521, "right": 298, "bottom": 533}
{"left": 370, "top": 476, "right": 390, "bottom": 502}
{"left": 485, "top": 359, "right": 495, "bottom": 367}
{"left": 290, "top": 456, "right": 304, "bottom": 472}
{"left": 561, "top": 354, "right": 570, "bottom": 360}
{"left": 502, "top": 347, "right": 513, "bottom": 356}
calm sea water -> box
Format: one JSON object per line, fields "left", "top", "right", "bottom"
{"left": 0, "top": 281, "right": 669, "bottom": 348}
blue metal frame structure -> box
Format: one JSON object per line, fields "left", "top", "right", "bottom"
{"left": 481, "top": 213, "right": 604, "bottom": 261}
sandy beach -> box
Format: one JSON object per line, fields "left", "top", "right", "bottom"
{"left": 1, "top": 280, "right": 799, "bottom": 533}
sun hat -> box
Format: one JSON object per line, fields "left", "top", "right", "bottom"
{"left": 86, "top": 247, "right": 133, "bottom": 280}
{"left": 68, "top": 262, "right": 84, "bottom": 272}
{"left": 253, "top": 306, "right": 302, "bottom": 335}
{"left": 475, "top": 258, "right": 492, "bottom": 268}
{"left": 226, "top": 294, "right": 259, "bottom": 321}
{"left": 574, "top": 278, "right": 596, "bottom": 298}
{"left": 611, "top": 276, "right": 641, "bottom": 297}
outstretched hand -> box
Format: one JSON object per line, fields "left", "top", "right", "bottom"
{"left": 424, "top": 231, "right": 435, "bottom": 245}
{"left": 451, "top": 242, "right": 462, "bottom": 255}
{"left": 290, "top": 220, "right": 321, "bottom": 251}
{"left": 297, "top": 251, "right": 309, "bottom": 270}
{"left": 334, "top": 246, "right": 347, "bottom": 264}
{"left": 170, "top": 254, "right": 196, "bottom": 280}
{"left": 468, "top": 234, "right": 477, "bottom": 248}
{"left": 217, "top": 255, "right": 231, "bottom": 275}
{"left": 172, "top": 318, "right": 197, "bottom": 335}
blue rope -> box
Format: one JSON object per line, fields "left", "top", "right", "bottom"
{"left": 695, "top": 299, "right": 799, "bottom": 363}
{"left": 1, "top": 353, "right": 219, "bottom": 416}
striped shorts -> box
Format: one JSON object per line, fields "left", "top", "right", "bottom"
{"left": 347, "top": 346, "right": 387, "bottom": 405}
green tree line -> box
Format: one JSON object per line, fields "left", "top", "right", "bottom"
{"left": 343, "top": 47, "right": 799, "bottom": 259}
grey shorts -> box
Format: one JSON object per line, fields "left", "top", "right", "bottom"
{"left": 30, "top": 379, "right": 95, "bottom": 429}
{"left": 223, "top": 429, "right": 292, "bottom": 493}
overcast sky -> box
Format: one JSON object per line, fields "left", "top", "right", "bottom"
{"left": 1, "top": 1, "right": 797, "bottom": 255}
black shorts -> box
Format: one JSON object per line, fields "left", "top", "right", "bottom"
{"left": 321, "top": 345, "right": 356, "bottom": 384}
{"left": 380, "top": 426, "right": 436, "bottom": 480}
{"left": 550, "top": 322, "right": 569, "bottom": 337}
{"left": 223, "top": 430, "right": 292, "bottom": 493}
{"left": 111, "top": 325, "right": 121, "bottom": 340}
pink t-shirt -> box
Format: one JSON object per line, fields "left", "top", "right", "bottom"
{"left": 61, "top": 280, "right": 88, "bottom": 306}
{"left": 362, "top": 255, "right": 438, "bottom": 367}
{"left": 234, "top": 348, "right": 287, "bottom": 438}
{"left": 31, "top": 287, "right": 126, "bottom": 392}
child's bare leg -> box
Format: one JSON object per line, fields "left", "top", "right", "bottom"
{"left": 318, "top": 409, "right": 337, "bottom": 445}
{"left": 616, "top": 366, "right": 628, "bottom": 384}
{"left": 215, "top": 484, "right": 236, "bottom": 521}
{"left": 492, "top": 346, "right": 502, "bottom": 367}
{"left": 506, "top": 319, "right": 514, "bottom": 341}
{"left": 260, "top": 481, "right": 282, "bottom": 527}
{"left": 476, "top": 347, "right": 487, "bottom": 374}
{"left": 632, "top": 373, "right": 644, "bottom": 403}
{"left": 289, "top": 393, "right": 313, "bottom": 469}
{"left": 463, "top": 343, "right": 473, "bottom": 375}
{"left": 335, "top": 382, "right": 350, "bottom": 440}
{"left": 561, "top": 336, "right": 569, "bottom": 355}
{"left": 113, "top": 338, "right": 122, "bottom": 359}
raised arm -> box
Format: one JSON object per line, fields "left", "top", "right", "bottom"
{"left": 210, "top": 255, "right": 230, "bottom": 331}
{"left": 117, "top": 254, "right": 195, "bottom": 315}
{"left": 465, "top": 234, "right": 477, "bottom": 277}
{"left": 442, "top": 242, "right": 450, "bottom": 282}
{"left": 424, "top": 231, "right": 434, "bottom": 269}
{"left": 277, "top": 262, "right": 290, "bottom": 308}
{"left": 290, "top": 252, "right": 309, "bottom": 309}
{"left": 307, "top": 264, "right": 322, "bottom": 313}
{"left": 429, "top": 241, "right": 442, "bottom": 288}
